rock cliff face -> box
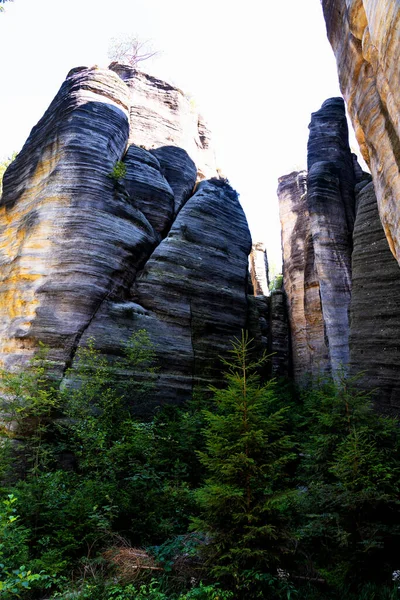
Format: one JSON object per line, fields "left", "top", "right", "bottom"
{"left": 350, "top": 179, "right": 400, "bottom": 413}
{"left": 278, "top": 169, "right": 329, "bottom": 381}
{"left": 279, "top": 94, "right": 400, "bottom": 408}
{"left": 108, "top": 63, "right": 217, "bottom": 182}
{"left": 0, "top": 65, "right": 251, "bottom": 407}
{"left": 307, "top": 97, "right": 355, "bottom": 376}
{"left": 278, "top": 98, "right": 356, "bottom": 384}
{"left": 321, "top": 0, "right": 400, "bottom": 265}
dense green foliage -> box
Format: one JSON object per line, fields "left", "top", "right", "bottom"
{"left": 192, "top": 333, "right": 296, "bottom": 596}
{"left": 0, "top": 333, "right": 399, "bottom": 599}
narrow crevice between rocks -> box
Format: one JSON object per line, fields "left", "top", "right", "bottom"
{"left": 61, "top": 280, "right": 119, "bottom": 380}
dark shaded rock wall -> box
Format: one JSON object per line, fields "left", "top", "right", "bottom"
{"left": 0, "top": 64, "right": 252, "bottom": 408}
{"left": 269, "top": 290, "right": 290, "bottom": 378}
{"left": 350, "top": 180, "right": 400, "bottom": 412}
{"left": 307, "top": 98, "right": 355, "bottom": 375}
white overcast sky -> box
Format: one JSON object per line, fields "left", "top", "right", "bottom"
{"left": 0, "top": 0, "right": 345, "bottom": 270}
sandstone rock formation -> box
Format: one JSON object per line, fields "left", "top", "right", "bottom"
{"left": 350, "top": 179, "right": 400, "bottom": 413}
{"left": 269, "top": 290, "right": 290, "bottom": 378}
{"left": 249, "top": 243, "right": 269, "bottom": 296}
{"left": 321, "top": 0, "right": 400, "bottom": 266}
{"left": 278, "top": 98, "right": 356, "bottom": 383}
{"left": 278, "top": 169, "right": 330, "bottom": 382}
{"left": 109, "top": 63, "right": 217, "bottom": 182}
{"left": 307, "top": 97, "right": 355, "bottom": 375}
{"left": 279, "top": 94, "right": 400, "bottom": 408}
{"left": 0, "top": 65, "right": 251, "bottom": 408}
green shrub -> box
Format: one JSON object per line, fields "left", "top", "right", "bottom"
{"left": 296, "top": 375, "right": 400, "bottom": 590}
{"left": 269, "top": 274, "right": 283, "bottom": 292}
{"left": 107, "top": 160, "right": 127, "bottom": 182}
{"left": 0, "top": 343, "right": 60, "bottom": 477}
{"left": 0, "top": 494, "right": 52, "bottom": 598}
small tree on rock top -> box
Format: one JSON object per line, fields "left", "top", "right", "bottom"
{"left": 108, "top": 34, "right": 159, "bottom": 68}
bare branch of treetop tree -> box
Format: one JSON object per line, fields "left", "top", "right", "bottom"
{"left": 107, "top": 35, "right": 159, "bottom": 68}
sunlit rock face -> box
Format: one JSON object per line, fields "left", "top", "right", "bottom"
{"left": 0, "top": 64, "right": 251, "bottom": 407}
{"left": 0, "top": 66, "right": 132, "bottom": 371}
{"left": 350, "top": 179, "right": 400, "bottom": 413}
{"left": 278, "top": 170, "right": 330, "bottom": 382}
{"left": 108, "top": 63, "right": 217, "bottom": 182}
{"left": 279, "top": 93, "right": 400, "bottom": 409}
{"left": 249, "top": 242, "right": 269, "bottom": 296}
{"left": 321, "top": 0, "right": 400, "bottom": 265}
{"left": 278, "top": 98, "right": 356, "bottom": 383}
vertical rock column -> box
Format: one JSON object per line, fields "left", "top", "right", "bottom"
{"left": 278, "top": 98, "right": 356, "bottom": 383}
{"left": 307, "top": 97, "right": 355, "bottom": 376}
{"left": 0, "top": 67, "right": 134, "bottom": 372}
{"left": 249, "top": 242, "right": 269, "bottom": 296}
{"left": 278, "top": 170, "right": 330, "bottom": 381}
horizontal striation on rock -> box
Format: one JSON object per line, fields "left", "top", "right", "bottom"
{"left": 0, "top": 62, "right": 253, "bottom": 409}
{"left": 350, "top": 180, "right": 400, "bottom": 411}
{"left": 278, "top": 170, "right": 330, "bottom": 381}
{"left": 246, "top": 295, "right": 269, "bottom": 365}
{"left": 0, "top": 66, "right": 136, "bottom": 371}
{"left": 109, "top": 63, "right": 218, "bottom": 181}
{"left": 150, "top": 146, "right": 197, "bottom": 215}
{"left": 269, "top": 290, "right": 290, "bottom": 378}
{"left": 78, "top": 178, "right": 252, "bottom": 408}
{"left": 278, "top": 98, "right": 357, "bottom": 383}
{"left": 321, "top": 0, "right": 400, "bottom": 265}
{"left": 122, "top": 144, "right": 175, "bottom": 236}
{"left": 306, "top": 98, "right": 355, "bottom": 377}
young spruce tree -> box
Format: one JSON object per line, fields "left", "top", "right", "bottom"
{"left": 297, "top": 375, "right": 400, "bottom": 591}
{"left": 192, "top": 332, "right": 296, "bottom": 595}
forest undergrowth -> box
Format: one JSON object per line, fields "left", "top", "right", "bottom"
{"left": 0, "top": 331, "right": 399, "bottom": 599}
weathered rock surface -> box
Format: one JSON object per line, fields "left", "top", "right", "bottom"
{"left": 321, "top": 0, "right": 400, "bottom": 265}
{"left": 279, "top": 94, "right": 400, "bottom": 408}
{"left": 109, "top": 63, "right": 217, "bottom": 181}
{"left": 278, "top": 98, "right": 356, "bottom": 383}
{"left": 0, "top": 64, "right": 252, "bottom": 408}
{"left": 307, "top": 98, "right": 355, "bottom": 375}
{"left": 249, "top": 242, "right": 269, "bottom": 296}
{"left": 80, "top": 178, "right": 252, "bottom": 408}
{"left": 0, "top": 66, "right": 133, "bottom": 371}
{"left": 278, "top": 170, "right": 330, "bottom": 381}
{"left": 350, "top": 179, "right": 400, "bottom": 412}
{"left": 246, "top": 291, "right": 290, "bottom": 380}
{"left": 269, "top": 291, "right": 290, "bottom": 378}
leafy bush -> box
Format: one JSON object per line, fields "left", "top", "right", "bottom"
{"left": 107, "top": 160, "right": 127, "bottom": 182}
{"left": 269, "top": 273, "right": 283, "bottom": 292}
{"left": 0, "top": 494, "right": 51, "bottom": 598}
